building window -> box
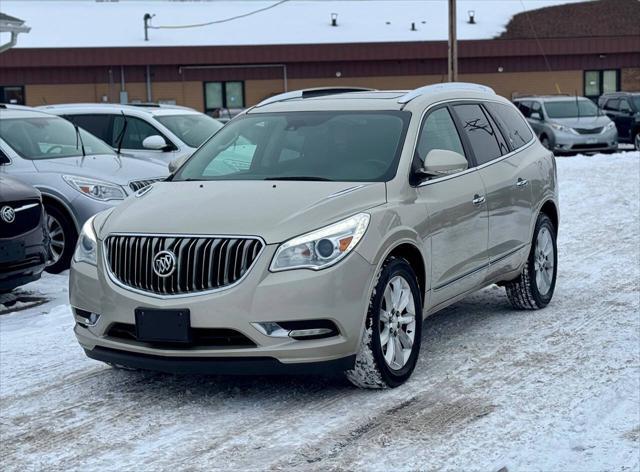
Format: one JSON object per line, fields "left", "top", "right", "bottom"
{"left": 0, "top": 86, "right": 25, "bottom": 105}
{"left": 584, "top": 70, "right": 619, "bottom": 100}
{"left": 204, "top": 81, "right": 245, "bottom": 112}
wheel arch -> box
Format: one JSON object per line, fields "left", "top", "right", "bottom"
{"left": 539, "top": 199, "right": 559, "bottom": 233}
{"left": 380, "top": 241, "right": 427, "bottom": 306}
{"left": 40, "top": 192, "right": 79, "bottom": 234}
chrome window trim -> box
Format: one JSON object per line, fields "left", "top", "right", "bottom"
{"left": 411, "top": 97, "right": 537, "bottom": 188}
{"left": 101, "top": 232, "right": 267, "bottom": 299}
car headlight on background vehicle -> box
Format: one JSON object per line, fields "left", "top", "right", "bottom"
{"left": 63, "top": 175, "right": 126, "bottom": 201}
{"left": 73, "top": 215, "right": 97, "bottom": 265}
{"left": 270, "top": 213, "right": 370, "bottom": 272}
{"left": 603, "top": 121, "right": 616, "bottom": 132}
{"left": 550, "top": 123, "right": 576, "bottom": 134}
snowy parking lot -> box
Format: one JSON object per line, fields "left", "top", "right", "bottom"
{"left": 1, "top": 151, "right": 639, "bottom": 471}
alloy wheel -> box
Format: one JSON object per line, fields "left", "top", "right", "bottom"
{"left": 379, "top": 275, "right": 417, "bottom": 371}
{"left": 534, "top": 226, "right": 555, "bottom": 295}
{"left": 46, "top": 214, "right": 65, "bottom": 266}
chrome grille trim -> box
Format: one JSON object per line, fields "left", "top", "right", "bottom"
{"left": 103, "top": 233, "right": 265, "bottom": 298}
{"left": 128, "top": 178, "right": 165, "bottom": 192}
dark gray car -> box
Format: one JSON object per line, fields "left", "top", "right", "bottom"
{"left": 0, "top": 105, "right": 168, "bottom": 272}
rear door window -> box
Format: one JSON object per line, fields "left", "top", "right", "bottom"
{"left": 604, "top": 99, "right": 619, "bottom": 111}
{"left": 485, "top": 102, "right": 534, "bottom": 150}
{"left": 453, "top": 104, "right": 504, "bottom": 165}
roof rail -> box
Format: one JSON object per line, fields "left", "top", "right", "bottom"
{"left": 398, "top": 82, "right": 495, "bottom": 105}
{"left": 255, "top": 87, "right": 376, "bottom": 108}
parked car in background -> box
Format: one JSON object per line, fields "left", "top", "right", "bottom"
{"left": 70, "top": 84, "right": 559, "bottom": 388}
{"left": 513, "top": 96, "right": 617, "bottom": 154}
{"left": 598, "top": 92, "right": 640, "bottom": 149}
{"left": 0, "top": 105, "right": 168, "bottom": 273}
{"left": 0, "top": 174, "right": 49, "bottom": 293}
{"left": 39, "top": 103, "right": 224, "bottom": 169}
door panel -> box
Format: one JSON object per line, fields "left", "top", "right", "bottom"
{"left": 417, "top": 170, "right": 489, "bottom": 305}
{"left": 477, "top": 152, "right": 534, "bottom": 269}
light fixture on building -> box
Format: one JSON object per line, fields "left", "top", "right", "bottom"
{"left": 335, "top": 71, "right": 342, "bottom": 78}
{"left": 498, "top": 66, "right": 504, "bottom": 73}
{"left": 467, "top": 10, "right": 476, "bottom": 24}
{"left": 331, "top": 13, "right": 338, "bottom": 27}
{"left": 411, "top": 22, "right": 417, "bottom": 31}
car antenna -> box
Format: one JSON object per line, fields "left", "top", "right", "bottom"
{"left": 116, "top": 111, "right": 128, "bottom": 155}
{"left": 73, "top": 123, "right": 86, "bottom": 158}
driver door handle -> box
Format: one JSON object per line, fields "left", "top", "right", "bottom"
{"left": 516, "top": 178, "right": 529, "bottom": 188}
{"left": 472, "top": 194, "right": 486, "bottom": 206}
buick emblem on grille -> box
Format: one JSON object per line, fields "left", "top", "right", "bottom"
{"left": 0, "top": 206, "right": 15, "bottom": 224}
{"left": 152, "top": 250, "right": 176, "bottom": 277}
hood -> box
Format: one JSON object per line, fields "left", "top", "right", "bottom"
{"left": 551, "top": 115, "right": 612, "bottom": 129}
{"left": 0, "top": 175, "right": 41, "bottom": 202}
{"left": 31, "top": 154, "right": 169, "bottom": 186}
{"left": 100, "top": 180, "right": 386, "bottom": 244}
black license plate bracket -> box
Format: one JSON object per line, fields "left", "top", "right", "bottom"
{"left": 135, "top": 308, "right": 191, "bottom": 344}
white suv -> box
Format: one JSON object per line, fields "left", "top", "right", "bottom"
{"left": 39, "top": 103, "right": 223, "bottom": 168}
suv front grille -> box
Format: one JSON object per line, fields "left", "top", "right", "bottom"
{"left": 575, "top": 127, "right": 603, "bottom": 135}
{"left": 104, "top": 235, "right": 263, "bottom": 295}
{"left": 0, "top": 200, "right": 42, "bottom": 238}
{"left": 129, "top": 178, "right": 164, "bottom": 192}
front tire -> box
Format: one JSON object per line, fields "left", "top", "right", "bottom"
{"left": 346, "top": 257, "right": 423, "bottom": 389}
{"left": 44, "top": 204, "right": 77, "bottom": 274}
{"left": 505, "top": 213, "right": 557, "bottom": 309}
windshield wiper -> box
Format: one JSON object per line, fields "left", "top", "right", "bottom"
{"left": 73, "top": 123, "right": 86, "bottom": 158}
{"left": 115, "top": 111, "right": 128, "bottom": 155}
{"left": 264, "top": 176, "right": 334, "bottom": 181}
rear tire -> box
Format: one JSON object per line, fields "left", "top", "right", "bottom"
{"left": 505, "top": 213, "right": 557, "bottom": 309}
{"left": 540, "top": 135, "right": 551, "bottom": 150}
{"left": 346, "top": 257, "right": 422, "bottom": 389}
{"left": 634, "top": 131, "right": 639, "bottom": 150}
{"left": 44, "top": 204, "right": 77, "bottom": 274}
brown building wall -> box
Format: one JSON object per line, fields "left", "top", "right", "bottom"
{"left": 22, "top": 69, "right": 627, "bottom": 111}
{"left": 621, "top": 68, "right": 640, "bottom": 91}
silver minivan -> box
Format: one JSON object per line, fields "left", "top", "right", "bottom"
{"left": 513, "top": 96, "right": 617, "bottom": 154}
{"left": 69, "top": 84, "right": 559, "bottom": 388}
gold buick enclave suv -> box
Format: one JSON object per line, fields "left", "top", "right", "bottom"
{"left": 70, "top": 83, "right": 559, "bottom": 388}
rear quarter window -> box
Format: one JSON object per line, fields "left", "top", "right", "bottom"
{"left": 485, "top": 102, "right": 534, "bottom": 150}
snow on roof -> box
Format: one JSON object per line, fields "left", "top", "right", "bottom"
{"left": 0, "top": 0, "right": 587, "bottom": 49}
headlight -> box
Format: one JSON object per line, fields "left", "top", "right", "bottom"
{"left": 73, "top": 215, "right": 97, "bottom": 265}
{"left": 63, "top": 175, "right": 126, "bottom": 202}
{"left": 270, "top": 213, "right": 370, "bottom": 272}
{"left": 604, "top": 121, "right": 616, "bottom": 131}
{"left": 550, "top": 123, "right": 575, "bottom": 134}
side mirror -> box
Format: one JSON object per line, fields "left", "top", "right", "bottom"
{"left": 168, "top": 154, "right": 190, "bottom": 173}
{"left": 530, "top": 112, "right": 542, "bottom": 120}
{"left": 142, "top": 135, "right": 169, "bottom": 151}
{"left": 420, "top": 149, "right": 468, "bottom": 178}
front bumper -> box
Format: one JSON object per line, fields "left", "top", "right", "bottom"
{"left": 0, "top": 221, "right": 48, "bottom": 292}
{"left": 70, "top": 244, "right": 376, "bottom": 371}
{"left": 552, "top": 128, "right": 618, "bottom": 153}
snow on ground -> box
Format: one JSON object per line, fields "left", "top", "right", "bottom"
{"left": 1, "top": 151, "right": 639, "bottom": 471}
{"left": 0, "top": 0, "right": 585, "bottom": 48}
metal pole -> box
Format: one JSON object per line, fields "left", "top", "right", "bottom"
{"left": 146, "top": 65, "right": 153, "bottom": 102}
{"left": 448, "top": 0, "right": 458, "bottom": 82}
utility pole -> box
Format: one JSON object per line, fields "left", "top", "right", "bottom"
{"left": 447, "top": 0, "right": 458, "bottom": 82}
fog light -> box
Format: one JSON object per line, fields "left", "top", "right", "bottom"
{"left": 288, "top": 328, "right": 334, "bottom": 338}
{"left": 73, "top": 307, "right": 100, "bottom": 327}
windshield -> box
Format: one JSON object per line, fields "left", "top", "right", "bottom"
{"left": 544, "top": 100, "right": 599, "bottom": 119}
{"left": 0, "top": 116, "right": 115, "bottom": 159}
{"left": 173, "top": 111, "right": 410, "bottom": 182}
{"left": 631, "top": 96, "right": 640, "bottom": 111}
{"left": 154, "top": 113, "right": 223, "bottom": 148}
